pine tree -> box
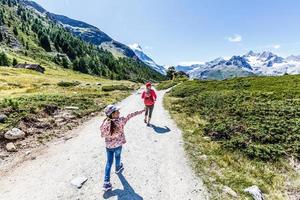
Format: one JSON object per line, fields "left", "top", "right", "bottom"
{"left": 73, "top": 57, "right": 88, "bottom": 73}
{"left": 39, "top": 34, "right": 51, "bottom": 52}
{"left": 0, "top": 52, "right": 10, "bottom": 66}
{"left": 0, "top": 32, "right": 3, "bottom": 42}
{"left": 12, "top": 58, "right": 17, "bottom": 66}
{"left": 0, "top": 11, "right": 4, "bottom": 26}
{"left": 166, "top": 66, "right": 176, "bottom": 80}
{"left": 13, "top": 26, "right": 18, "bottom": 36}
{"left": 7, "top": 0, "right": 12, "bottom": 7}
{"left": 62, "top": 57, "right": 69, "bottom": 68}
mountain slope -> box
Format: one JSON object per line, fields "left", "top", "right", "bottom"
{"left": 129, "top": 44, "right": 166, "bottom": 75}
{"left": 21, "top": 0, "right": 137, "bottom": 59}
{"left": 0, "top": 0, "right": 165, "bottom": 82}
{"left": 171, "top": 65, "right": 198, "bottom": 73}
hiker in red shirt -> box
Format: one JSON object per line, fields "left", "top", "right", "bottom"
{"left": 141, "top": 82, "right": 157, "bottom": 126}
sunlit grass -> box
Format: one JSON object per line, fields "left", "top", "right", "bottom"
{"left": 163, "top": 75, "right": 300, "bottom": 199}
{"left": 0, "top": 60, "right": 137, "bottom": 135}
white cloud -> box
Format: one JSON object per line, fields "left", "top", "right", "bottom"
{"left": 178, "top": 61, "right": 204, "bottom": 66}
{"left": 256, "top": 44, "right": 281, "bottom": 50}
{"left": 227, "top": 34, "right": 242, "bottom": 43}
{"left": 272, "top": 44, "right": 281, "bottom": 49}
{"left": 145, "top": 46, "right": 153, "bottom": 50}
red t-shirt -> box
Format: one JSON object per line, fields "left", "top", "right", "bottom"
{"left": 141, "top": 89, "right": 157, "bottom": 106}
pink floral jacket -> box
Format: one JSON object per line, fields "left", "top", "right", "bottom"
{"left": 100, "top": 110, "right": 144, "bottom": 149}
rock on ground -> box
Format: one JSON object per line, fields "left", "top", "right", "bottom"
{"left": 223, "top": 186, "right": 238, "bottom": 198}
{"left": 244, "top": 185, "right": 264, "bottom": 200}
{"left": 65, "top": 106, "right": 79, "bottom": 110}
{"left": 6, "top": 143, "right": 17, "bottom": 152}
{"left": 0, "top": 152, "right": 9, "bottom": 159}
{"left": 4, "top": 128, "right": 26, "bottom": 140}
{"left": 0, "top": 114, "right": 7, "bottom": 123}
{"left": 70, "top": 176, "right": 88, "bottom": 189}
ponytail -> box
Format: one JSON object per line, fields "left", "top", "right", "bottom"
{"left": 108, "top": 114, "right": 116, "bottom": 135}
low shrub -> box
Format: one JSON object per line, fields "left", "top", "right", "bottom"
{"left": 156, "top": 77, "right": 188, "bottom": 90}
{"left": 57, "top": 81, "right": 80, "bottom": 87}
{"left": 102, "top": 85, "right": 131, "bottom": 92}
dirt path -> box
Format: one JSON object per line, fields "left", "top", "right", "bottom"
{"left": 0, "top": 89, "right": 209, "bottom": 200}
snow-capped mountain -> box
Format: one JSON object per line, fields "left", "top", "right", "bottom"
{"left": 242, "top": 51, "right": 300, "bottom": 75}
{"left": 129, "top": 44, "right": 166, "bottom": 75}
{"left": 188, "top": 57, "right": 254, "bottom": 80}
{"left": 188, "top": 51, "right": 300, "bottom": 80}
{"left": 173, "top": 65, "right": 197, "bottom": 72}
{"left": 286, "top": 55, "right": 300, "bottom": 62}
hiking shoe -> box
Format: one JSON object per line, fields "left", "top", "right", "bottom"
{"left": 102, "top": 182, "right": 112, "bottom": 192}
{"left": 144, "top": 119, "right": 147, "bottom": 123}
{"left": 115, "top": 163, "right": 124, "bottom": 174}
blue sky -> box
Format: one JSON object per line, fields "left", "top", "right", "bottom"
{"left": 34, "top": 0, "right": 300, "bottom": 65}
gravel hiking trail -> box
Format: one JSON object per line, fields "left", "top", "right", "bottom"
{"left": 0, "top": 89, "right": 209, "bottom": 200}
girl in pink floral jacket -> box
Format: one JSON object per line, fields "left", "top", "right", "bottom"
{"left": 100, "top": 104, "right": 145, "bottom": 191}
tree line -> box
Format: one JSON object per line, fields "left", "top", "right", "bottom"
{"left": 0, "top": 0, "right": 165, "bottom": 82}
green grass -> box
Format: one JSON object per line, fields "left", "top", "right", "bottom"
{"left": 163, "top": 75, "right": 300, "bottom": 199}
{"left": 0, "top": 61, "right": 136, "bottom": 137}
{"left": 0, "top": 1, "right": 166, "bottom": 82}
{"left": 57, "top": 81, "right": 81, "bottom": 87}
{"left": 156, "top": 78, "right": 188, "bottom": 90}
{"left": 102, "top": 85, "right": 131, "bottom": 92}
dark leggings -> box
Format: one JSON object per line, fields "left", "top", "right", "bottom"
{"left": 145, "top": 105, "right": 154, "bottom": 118}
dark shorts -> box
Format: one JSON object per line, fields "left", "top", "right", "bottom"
{"left": 145, "top": 105, "right": 154, "bottom": 118}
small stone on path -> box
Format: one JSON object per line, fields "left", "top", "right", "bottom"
{"left": 0, "top": 152, "right": 9, "bottom": 159}
{"left": 71, "top": 176, "right": 88, "bottom": 189}
{"left": 6, "top": 142, "right": 17, "bottom": 152}
{"left": 63, "top": 136, "right": 73, "bottom": 141}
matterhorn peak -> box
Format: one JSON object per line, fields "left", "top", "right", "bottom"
{"left": 129, "top": 43, "right": 166, "bottom": 75}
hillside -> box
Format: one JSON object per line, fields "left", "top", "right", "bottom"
{"left": 0, "top": 49, "right": 138, "bottom": 150}
{"left": 0, "top": 0, "right": 165, "bottom": 82}
{"left": 21, "top": 0, "right": 138, "bottom": 59}
{"left": 0, "top": 0, "right": 163, "bottom": 166}
{"left": 162, "top": 75, "right": 300, "bottom": 199}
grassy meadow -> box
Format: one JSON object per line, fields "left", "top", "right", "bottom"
{"left": 0, "top": 57, "right": 137, "bottom": 138}
{"left": 161, "top": 75, "right": 300, "bottom": 199}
